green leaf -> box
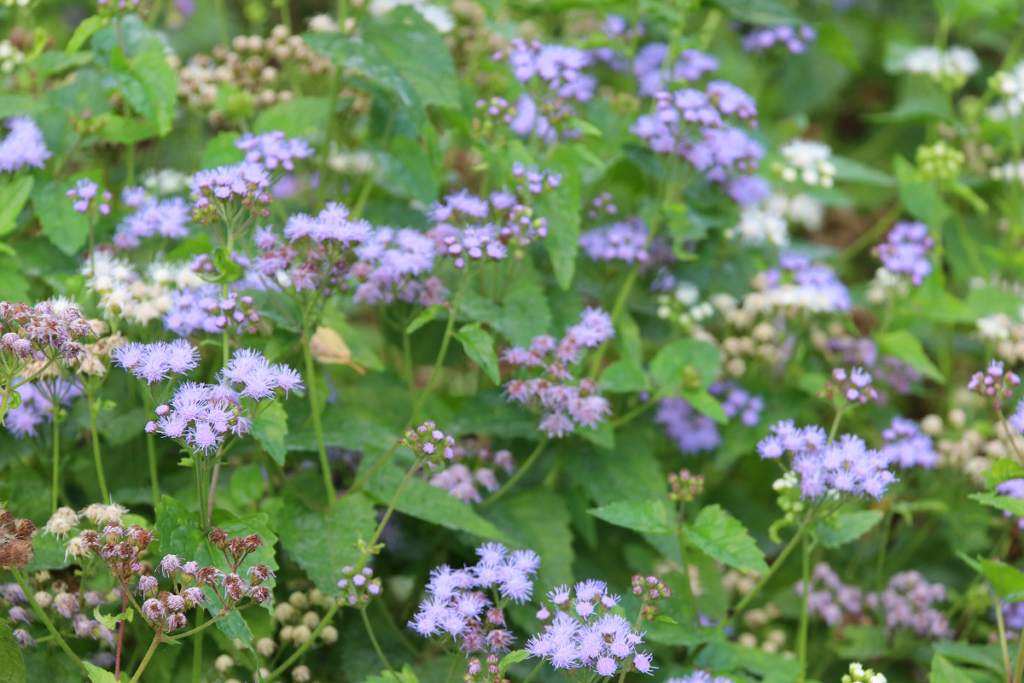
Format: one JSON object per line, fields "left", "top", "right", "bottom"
{"left": 680, "top": 388, "right": 727, "bottom": 424}
{"left": 83, "top": 662, "right": 117, "bottom": 683}
{"left": 109, "top": 48, "right": 177, "bottom": 136}
{"left": 929, "top": 654, "right": 973, "bottom": 683}
{"left": 537, "top": 147, "right": 582, "bottom": 290}
{"left": 252, "top": 402, "right": 289, "bottom": 466}
{"left": 817, "top": 510, "right": 883, "bottom": 549}
{"left": 208, "top": 246, "right": 243, "bottom": 284}
{"left": 93, "top": 114, "right": 159, "bottom": 144}
{"left": 93, "top": 607, "right": 133, "bottom": 630}
{"left": 588, "top": 499, "right": 676, "bottom": 534}
{"left": 499, "top": 651, "right": 530, "bottom": 676}
{"left": 364, "top": 464, "right": 512, "bottom": 542}
{"left": 365, "top": 665, "right": 419, "bottom": 683}
{"left": 578, "top": 420, "right": 615, "bottom": 450}
{"left": 710, "top": 0, "right": 802, "bottom": 24}
{"left": 0, "top": 176, "right": 33, "bottom": 237}
{"left": 66, "top": 16, "right": 107, "bottom": 54}
{"left": 31, "top": 180, "right": 88, "bottom": 256}
{"left": 599, "top": 360, "right": 650, "bottom": 394}
{"left": 154, "top": 496, "right": 278, "bottom": 641}
{"left": 229, "top": 464, "right": 265, "bottom": 506}
{"left": 980, "top": 559, "right": 1024, "bottom": 602}
{"left": 484, "top": 489, "right": 575, "bottom": 588}
{"left": 894, "top": 155, "right": 951, "bottom": 228}
{"left": 200, "top": 132, "right": 244, "bottom": 169}
{"left": 254, "top": 97, "right": 331, "bottom": 142}
{"left": 361, "top": 7, "right": 459, "bottom": 108}
{"left": 970, "top": 492, "right": 1024, "bottom": 518}
{"left": 650, "top": 339, "right": 721, "bottom": 390}
{"left": 0, "top": 619, "right": 25, "bottom": 683}
{"left": 454, "top": 323, "right": 500, "bottom": 383}
{"left": 406, "top": 304, "right": 444, "bottom": 334}
{"left": 983, "top": 459, "right": 1024, "bottom": 489}
{"left": 688, "top": 504, "right": 768, "bottom": 574}
{"left": 373, "top": 135, "right": 438, "bottom": 205}
{"left": 874, "top": 330, "right": 944, "bottom": 382}
{"left": 276, "top": 493, "right": 378, "bottom": 595}
{"left": 934, "top": 641, "right": 1008, "bottom": 675}
{"left": 26, "top": 532, "right": 73, "bottom": 572}
{"left": 817, "top": 24, "right": 860, "bottom": 71}
{"left": 831, "top": 156, "right": 894, "bottom": 187}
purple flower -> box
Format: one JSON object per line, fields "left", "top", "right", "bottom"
{"left": 0, "top": 117, "right": 51, "bottom": 172}
{"left": 742, "top": 25, "right": 818, "bottom": 55}
{"left": 634, "top": 44, "right": 719, "bottom": 96}
{"left": 5, "top": 378, "right": 82, "bottom": 438}
{"left": 867, "top": 571, "right": 949, "bottom": 638}
{"left": 879, "top": 417, "right": 938, "bottom": 469}
{"left": 794, "top": 562, "right": 863, "bottom": 626}
{"left": 190, "top": 162, "right": 272, "bottom": 222}
{"left": 580, "top": 219, "right": 651, "bottom": 264}
{"left": 656, "top": 398, "right": 721, "bottom": 455}
{"left": 113, "top": 197, "right": 190, "bottom": 249}
{"left": 67, "top": 178, "right": 111, "bottom": 215}
{"left": 235, "top": 131, "right": 313, "bottom": 171}
{"left": 113, "top": 339, "right": 200, "bottom": 384}
{"left": 872, "top": 221, "right": 935, "bottom": 286}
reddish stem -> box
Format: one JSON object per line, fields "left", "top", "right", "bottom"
{"left": 115, "top": 591, "right": 127, "bottom": 680}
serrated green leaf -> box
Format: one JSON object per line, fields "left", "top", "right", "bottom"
{"left": 252, "top": 402, "right": 289, "bottom": 466}
{"left": 711, "top": 0, "right": 802, "bottom": 24}
{"left": 83, "top": 662, "right": 117, "bottom": 683}
{"left": 680, "top": 388, "right": 727, "bottom": 424}
{"left": 650, "top": 339, "right": 721, "bottom": 390}
{"left": 92, "top": 114, "right": 159, "bottom": 144}
{"left": 498, "top": 650, "right": 530, "bottom": 676}
{"left": 0, "top": 619, "right": 25, "bottom": 683}
{"left": 200, "top": 132, "right": 244, "bottom": 169}
{"left": 537, "top": 147, "right": 582, "bottom": 290}
{"left": 588, "top": 499, "right": 676, "bottom": 534}
{"left": 229, "top": 464, "right": 265, "bottom": 506}
{"left": 599, "top": 359, "right": 650, "bottom": 394}
{"left": 894, "top": 155, "right": 951, "bottom": 227}
{"left": 66, "top": 16, "right": 107, "bottom": 54}
{"left": 874, "top": 330, "right": 944, "bottom": 382}
{"left": 816, "top": 510, "right": 883, "bottom": 549}
{"left": 929, "top": 654, "right": 973, "bottom": 683}
{"left": 484, "top": 488, "right": 575, "bottom": 588}
{"left": 31, "top": 180, "right": 89, "bottom": 256}
{"left": 971, "top": 492, "right": 1024, "bottom": 518}
{"left": 0, "top": 176, "right": 33, "bottom": 237}
{"left": 406, "top": 304, "right": 444, "bottom": 334}
{"left": 688, "top": 504, "right": 768, "bottom": 574}
{"left": 109, "top": 48, "right": 177, "bottom": 136}
{"left": 980, "top": 560, "right": 1024, "bottom": 602}
{"left": 831, "top": 156, "right": 894, "bottom": 187}
{"left": 983, "top": 459, "right": 1024, "bottom": 489}
{"left": 455, "top": 323, "right": 500, "bottom": 383}
{"left": 276, "top": 493, "right": 378, "bottom": 595}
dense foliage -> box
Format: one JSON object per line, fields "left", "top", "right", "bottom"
{"left": 2, "top": 1, "right": 1024, "bottom": 682}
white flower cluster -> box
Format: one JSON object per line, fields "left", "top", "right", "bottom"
{"left": 775, "top": 140, "right": 836, "bottom": 188}
{"left": 83, "top": 253, "right": 204, "bottom": 325}
{"left": 0, "top": 40, "right": 24, "bottom": 74}
{"left": 898, "top": 46, "right": 979, "bottom": 87}
{"left": 766, "top": 193, "right": 825, "bottom": 232}
{"left": 990, "top": 61, "right": 1024, "bottom": 119}
{"left": 656, "top": 282, "right": 715, "bottom": 328}
{"left": 729, "top": 204, "right": 789, "bottom": 247}
{"left": 842, "top": 662, "right": 887, "bottom": 683}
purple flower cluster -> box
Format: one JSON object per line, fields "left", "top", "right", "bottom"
{"left": 428, "top": 176, "right": 555, "bottom": 268}
{"left": 586, "top": 192, "right": 618, "bottom": 220}
{"left": 66, "top": 179, "right": 111, "bottom": 215}
{"left": 281, "top": 203, "right": 371, "bottom": 246}
{"left": 113, "top": 197, "right": 190, "bottom": 249}
{"left": 6, "top": 378, "right": 82, "bottom": 438}
{"left": 0, "top": 117, "right": 51, "bottom": 173}
{"left": 741, "top": 25, "right": 818, "bottom": 55}
{"left": 402, "top": 420, "right": 457, "bottom": 468}
{"left": 501, "top": 39, "right": 596, "bottom": 101}
{"left": 967, "top": 361, "right": 1020, "bottom": 409}
{"left": 580, "top": 219, "right": 651, "bottom": 264}
{"left": 502, "top": 308, "right": 615, "bottom": 438}
{"left": 872, "top": 221, "right": 935, "bottom": 286}
{"left": 112, "top": 339, "right": 200, "bottom": 384}
{"left": 656, "top": 383, "right": 763, "bottom": 456}
{"left": 351, "top": 228, "right": 445, "bottom": 307}
{"left": 630, "top": 83, "right": 763, "bottom": 203}
{"left": 866, "top": 571, "right": 949, "bottom": 638}
{"left": 656, "top": 398, "right": 721, "bottom": 455}
{"left": 408, "top": 543, "right": 539, "bottom": 652}
{"left": 879, "top": 417, "right": 939, "bottom": 469}
{"left": 757, "top": 421, "right": 897, "bottom": 499}
{"left": 0, "top": 300, "right": 93, "bottom": 362}
{"left": 633, "top": 44, "right": 719, "bottom": 96}
{"left": 190, "top": 162, "right": 272, "bottom": 222}
{"left": 429, "top": 441, "right": 515, "bottom": 504}
{"left": 526, "top": 580, "right": 654, "bottom": 676}
{"left": 795, "top": 562, "right": 864, "bottom": 626}
{"left": 235, "top": 131, "right": 313, "bottom": 171}
{"left": 667, "top": 674, "right": 733, "bottom": 683}
{"left": 826, "top": 367, "right": 879, "bottom": 404}
{"left": 756, "top": 252, "right": 852, "bottom": 313}
{"left": 163, "top": 285, "right": 260, "bottom": 337}
{"left": 144, "top": 349, "right": 300, "bottom": 454}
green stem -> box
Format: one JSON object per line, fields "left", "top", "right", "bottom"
{"left": 481, "top": 438, "right": 547, "bottom": 508}
{"left": 996, "top": 595, "right": 1012, "bottom": 683}
{"left": 360, "top": 457, "right": 422, "bottom": 567}
{"left": 359, "top": 607, "right": 395, "bottom": 674}
{"left": 214, "top": 0, "right": 229, "bottom": 46}
{"left": 402, "top": 326, "right": 416, "bottom": 401}
{"left": 51, "top": 406, "right": 61, "bottom": 514}
{"left": 827, "top": 406, "right": 845, "bottom": 444}
{"left": 874, "top": 509, "right": 892, "bottom": 594}
{"left": 11, "top": 569, "right": 88, "bottom": 673}
{"left": 1014, "top": 619, "right": 1024, "bottom": 683}
{"left": 676, "top": 503, "right": 699, "bottom": 621}
{"left": 267, "top": 604, "right": 339, "bottom": 681}
{"left": 719, "top": 519, "right": 811, "bottom": 629}
{"left": 317, "top": 72, "right": 341, "bottom": 208}
{"left": 444, "top": 655, "right": 460, "bottom": 683}
{"left": 521, "top": 661, "right": 544, "bottom": 683}
{"left": 797, "top": 535, "right": 812, "bottom": 683}
{"left": 129, "top": 632, "right": 162, "bottom": 683}
{"left": 86, "top": 389, "right": 109, "bottom": 502}
{"left": 165, "top": 611, "right": 227, "bottom": 640}
{"left": 302, "top": 323, "right": 336, "bottom": 505}
{"left": 195, "top": 458, "right": 208, "bottom": 530}
{"left": 192, "top": 610, "right": 204, "bottom": 683}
